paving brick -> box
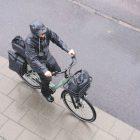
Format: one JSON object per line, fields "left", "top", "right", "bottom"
{"left": 0, "top": 74, "right": 18, "bottom": 95}
{"left": 19, "top": 111, "right": 40, "bottom": 132}
{"left": 130, "top": 129, "right": 140, "bottom": 140}
{"left": 34, "top": 115, "right": 61, "bottom": 140}
{"left": 17, "top": 130, "right": 43, "bottom": 140}
{"left": 0, "top": 62, "right": 23, "bottom": 83}
{"left": 93, "top": 130, "right": 116, "bottom": 140}
{"left": 11, "top": 74, "right": 23, "bottom": 83}
{"left": 23, "top": 91, "right": 46, "bottom": 113}
{"left": 94, "top": 109, "right": 116, "bottom": 131}
{"left": 0, "top": 57, "right": 8, "bottom": 67}
{"left": 72, "top": 122, "right": 98, "bottom": 140}
{"left": 0, "top": 114, "right": 8, "bottom": 128}
{"left": 19, "top": 110, "right": 61, "bottom": 140}
{"left": 8, "top": 82, "right": 34, "bottom": 104}
{"left": 0, "top": 120, "right": 24, "bottom": 140}
{"left": 0, "top": 92, "right": 13, "bottom": 113}
{"left": 94, "top": 106, "right": 102, "bottom": 115}
{"left": 53, "top": 88, "right": 66, "bottom": 108}
{"left": 110, "top": 120, "right": 134, "bottom": 140}
{"left": 0, "top": 63, "right": 16, "bottom": 79}
{"left": 3, "top": 101, "right": 28, "bottom": 122}
{"left": 55, "top": 110, "right": 79, "bottom": 132}
{"left": 40, "top": 100, "right": 65, "bottom": 122}
{"left": 54, "top": 129, "right": 81, "bottom": 140}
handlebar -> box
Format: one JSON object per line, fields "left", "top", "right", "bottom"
{"left": 52, "top": 56, "right": 77, "bottom": 76}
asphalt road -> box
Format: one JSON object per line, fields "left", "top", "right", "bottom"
{"left": 0, "top": 0, "right": 140, "bottom": 129}
{"left": 79, "top": 0, "right": 140, "bottom": 28}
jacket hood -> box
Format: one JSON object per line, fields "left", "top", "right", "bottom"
{"left": 30, "top": 20, "right": 47, "bottom": 37}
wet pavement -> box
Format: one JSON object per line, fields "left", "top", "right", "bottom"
{"left": 0, "top": 0, "right": 140, "bottom": 130}
{"left": 78, "top": 0, "right": 140, "bottom": 28}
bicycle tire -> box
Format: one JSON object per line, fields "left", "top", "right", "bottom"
{"left": 62, "top": 90, "right": 96, "bottom": 122}
{"left": 19, "top": 64, "right": 41, "bottom": 89}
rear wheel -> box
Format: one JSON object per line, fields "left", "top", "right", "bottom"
{"left": 62, "top": 91, "right": 96, "bottom": 122}
{"left": 19, "top": 64, "right": 41, "bottom": 89}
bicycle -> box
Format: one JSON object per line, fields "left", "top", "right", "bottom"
{"left": 17, "top": 55, "right": 96, "bottom": 122}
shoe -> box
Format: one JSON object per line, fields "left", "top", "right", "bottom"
{"left": 45, "top": 94, "right": 54, "bottom": 102}
{"left": 49, "top": 88, "right": 54, "bottom": 94}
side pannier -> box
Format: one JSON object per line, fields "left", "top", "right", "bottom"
{"left": 8, "top": 50, "right": 26, "bottom": 75}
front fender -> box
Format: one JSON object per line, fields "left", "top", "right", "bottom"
{"left": 61, "top": 90, "right": 66, "bottom": 99}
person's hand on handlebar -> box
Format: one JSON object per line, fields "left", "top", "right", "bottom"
{"left": 68, "top": 49, "right": 76, "bottom": 57}
{"left": 45, "top": 70, "right": 52, "bottom": 77}
{"left": 44, "top": 49, "right": 76, "bottom": 77}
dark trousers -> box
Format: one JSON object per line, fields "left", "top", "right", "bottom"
{"left": 38, "top": 56, "right": 61, "bottom": 97}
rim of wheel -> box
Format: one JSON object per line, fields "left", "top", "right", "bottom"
{"left": 21, "top": 64, "right": 41, "bottom": 88}
{"left": 63, "top": 91, "right": 96, "bottom": 122}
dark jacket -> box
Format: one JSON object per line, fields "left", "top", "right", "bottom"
{"left": 25, "top": 28, "right": 69, "bottom": 74}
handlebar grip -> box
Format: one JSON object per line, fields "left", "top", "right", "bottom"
{"left": 52, "top": 72, "right": 57, "bottom": 76}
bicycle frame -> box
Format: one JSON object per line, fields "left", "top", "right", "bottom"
{"left": 49, "top": 56, "right": 76, "bottom": 92}
{"left": 49, "top": 77, "right": 70, "bottom": 92}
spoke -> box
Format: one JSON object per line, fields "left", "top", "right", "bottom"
{"left": 79, "top": 108, "right": 84, "bottom": 118}
{"left": 65, "top": 95, "right": 73, "bottom": 103}
{"left": 23, "top": 74, "right": 40, "bottom": 86}
{"left": 23, "top": 64, "right": 41, "bottom": 87}
{"left": 65, "top": 93, "right": 94, "bottom": 120}
{"left": 65, "top": 99, "right": 73, "bottom": 104}
{"left": 75, "top": 102, "right": 91, "bottom": 119}
{"left": 80, "top": 107, "right": 86, "bottom": 117}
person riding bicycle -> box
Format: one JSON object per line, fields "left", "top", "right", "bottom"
{"left": 25, "top": 20, "right": 75, "bottom": 102}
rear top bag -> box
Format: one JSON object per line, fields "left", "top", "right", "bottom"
{"left": 12, "top": 36, "right": 25, "bottom": 58}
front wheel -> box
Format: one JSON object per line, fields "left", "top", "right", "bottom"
{"left": 62, "top": 91, "right": 96, "bottom": 122}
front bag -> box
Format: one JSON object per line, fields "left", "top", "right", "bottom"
{"left": 64, "top": 70, "right": 92, "bottom": 97}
